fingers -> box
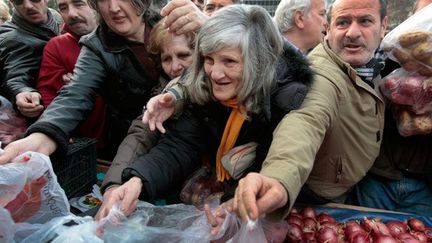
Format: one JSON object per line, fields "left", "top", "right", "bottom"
{"left": 234, "top": 175, "right": 260, "bottom": 221}
{"left": 16, "top": 92, "right": 43, "bottom": 117}
{"left": 62, "top": 72, "right": 73, "bottom": 84}
{"left": 0, "top": 143, "right": 21, "bottom": 164}
{"left": 204, "top": 204, "right": 218, "bottom": 227}
{"left": 160, "top": 0, "right": 190, "bottom": 17}
{"left": 161, "top": 93, "right": 175, "bottom": 105}
{"left": 255, "top": 181, "right": 288, "bottom": 215}
{"left": 155, "top": 121, "right": 166, "bottom": 134}
{"left": 161, "top": 0, "right": 207, "bottom": 35}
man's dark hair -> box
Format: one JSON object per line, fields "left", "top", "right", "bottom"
{"left": 327, "top": 0, "right": 387, "bottom": 23}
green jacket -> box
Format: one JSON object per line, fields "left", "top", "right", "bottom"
{"left": 261, "top": 42, "right": 385, "bottom": 215}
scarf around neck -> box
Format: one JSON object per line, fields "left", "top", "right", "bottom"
{"left": 354, "top": 50, "right": 386, "bottom": 87}
{"left": 216, "top": 98, "right": 247, "bottom": 182}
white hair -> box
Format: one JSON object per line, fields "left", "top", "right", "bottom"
{"left": 273, "top": 0, "right": 313, "bottom": 33}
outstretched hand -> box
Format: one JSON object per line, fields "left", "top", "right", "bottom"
{"left": 95, "top": 177, "right": 142, "bottom": 220}
{"left": 233, "top": 173, "right": 288, "bottom": 221}
{"left": 0, "top": 133, "right": 57, "bottom": 164}
{"left": 142, "top": 93, "right": 176, "bottom": 133}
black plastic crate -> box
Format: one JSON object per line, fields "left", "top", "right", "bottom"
{"left": 51, "top": 138, "right": 97, "bottom": 198}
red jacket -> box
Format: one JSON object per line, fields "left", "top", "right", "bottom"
{"left": 37, "top": 28, "right": 106, "bottom": 146}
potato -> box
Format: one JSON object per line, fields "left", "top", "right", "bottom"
{"left": 401, "top": 60, "right": 420, "bottom": 72}
{"left": 412, "top": 42, "right": 432, "bottom": 61}
{"left": 418, "top": 66, "right": 432, "bottom": 76}
{"left": 398, "top": 31, "right": 431, "bottom": 48}
{"left": 392, "top": 47, "right": 411, "bottom": 63}
{"left": 413, "top": 115, "right": 432, "bottom": 133}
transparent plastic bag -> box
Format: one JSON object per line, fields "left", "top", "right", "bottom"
{"left": 0, "top": 96, "right": 27, "bottom": 147}
{"left": 380, "top": 68, "right": 432, "bottom": 114}
{"left": 0, "top": 151, "right": 70, "bottom": 224}
{"left": 179, "top": 166, "right": 227, "bottom": 209}
{"left": 381, "top": 4, "right": 432, "bottom": 76}
{"left": 392, "top": 105, "right": 432, "bottom": 137}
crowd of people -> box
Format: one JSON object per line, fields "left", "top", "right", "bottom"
{"left": 0, "top": 0, "right": 431, "bottom": 237}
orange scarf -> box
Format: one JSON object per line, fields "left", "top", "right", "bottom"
{"left": 216, "top": 98, "right": 246, "bottom": 182}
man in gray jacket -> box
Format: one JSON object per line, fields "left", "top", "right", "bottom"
{"left": 0, "top": 0, "right": 61, "bottom": 118}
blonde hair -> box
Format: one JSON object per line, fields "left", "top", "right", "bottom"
{"left": 0, "top": 0, "right": 10, "bottom": 24}
{"left": 148, "top": 17, "right": 196, "bottom": 64}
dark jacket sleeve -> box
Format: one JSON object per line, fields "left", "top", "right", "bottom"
{"left": 100, "top": 115, "right": 161, "bottom": 193}
{"left": 122, "top": 109, "right": 206, "bottom": 201}
{"left": 27, "top": 45, "right": 107, "bottom": 153}
{"left": 0, "top": 38, "right": 40, "bottom": 102}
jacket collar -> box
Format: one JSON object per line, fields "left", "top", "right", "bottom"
{"left": 11, "top": 8, "right": 60, "bottom": 40}
{"left": 322, "top": 41, "right": 382, "bottom": 100}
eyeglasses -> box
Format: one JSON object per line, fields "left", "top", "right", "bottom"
{"left": 10, "top": 0, "right": 42, "bottom": 5}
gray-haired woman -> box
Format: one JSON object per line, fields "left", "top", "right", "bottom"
{"left": 93, "top": 4, "right": 314, "bottom": 219}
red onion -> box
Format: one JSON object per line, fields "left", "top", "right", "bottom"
{"left": 412, "top": 231, "right": 428, "bottom": 243}
{"left": 317, "top": 212, "right": 336, "bottom": 224}
{"left": 345, "top": 221, "right": 364, "bottom": 236}
{"left": 408, "top": 219, "right": 426, "bottom": 232}
{"left": 423, "top": 228, "right": 432, "bottom": 241}
{"left": 386, "top": 221, "right": 407, "bottom": 237}
{"left": 286, "top": 223, "right": 303, "bottom": 242}
{"left": 319, "top": 221, "right": 340, "bottom": 233}
{"left": 316, "top": 227, "right": 338, "bottom": 243}
{"left": 361, "top": 218, "right": 391, "bottom": 236}
{"left": 287, "top": 215, "right": 304, "bottom": 228}
{"left": 350, "top": 231, "right": 371, "bottom": 243}
{"left": 397, "top": 233, "right": 420, "bottom": 243}
{"left": 373, "top": 235, "right": 398, "bottom": 243}
{"left": 302, "top": 232, "right": 316, "bottom": 242}
{"left": 302, "top": 207, "right": 317, "bottom": 219}
{"left": 304, "top": 217, "right": 318, "bottom": 232}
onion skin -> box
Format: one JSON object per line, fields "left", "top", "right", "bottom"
{"left": 412, "top": 231, "right": 428, "bottom": 243}
{"left": 302, "top": 207, "right": 317, "bottom": 219}
{"left": 287, "top": 215, "right": 304, "bottom": 228}
{"left": 408, "top": 219, "right": 426, "bottom": 232}
{"left": 286, "top": 223, "right": 303, "bottom": 243}
{"left": 316, "top": 227, "right": 338, "bottom": 243}
{"left": 302, "top": 232, "right": 317, "bottom": 242}
{"left": 317, "top": 212, "right": 337, "bottom": 224}
{"left": 386, "top": 221, "right": 408, "bottom": 237}
{"left": 373, "top": 235, "right": 398, "bottom": 243}
{"left": 304, "top": 217, "right": 318, "bottom": 232}
{"left": 350, "top": 231, "right": 371, "bottom": 243}
{"left": 345, "top": 222, "right": 369, "bottom": 243}
{"left": 397, "top": 233, "right": 420, "bottom": 243}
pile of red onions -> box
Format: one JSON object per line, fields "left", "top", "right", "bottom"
{"left": 284, "top": 207, "right": 432, "bottom": 243}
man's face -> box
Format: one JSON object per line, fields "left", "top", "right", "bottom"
{"left": 12, "top": 0, "right": 49, "bottom": 24}
{"left": 57, "top": 0, "right": 97, "bottom": 36}
{"left": 302, "top": 0, "right": 327, "bottom": 51}
{"left": 203, "top": 0, "right": 234, "bottom": 16}
{"left": 326, "top": 0, "right": 387, "bottom": 66}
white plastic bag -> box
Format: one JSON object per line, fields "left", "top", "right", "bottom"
{"left": 0, "top": 151, "right": 70, "bottom": 224}
{"left": 0, "top": 96, "right": 27, "bottom": 147}
{"left": 381, "top": 4, "right": 432, "bottom": 76}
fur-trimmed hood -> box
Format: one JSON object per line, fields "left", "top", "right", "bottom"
{"left": 261, "top": 39, "right": 314, "bottom": 121}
